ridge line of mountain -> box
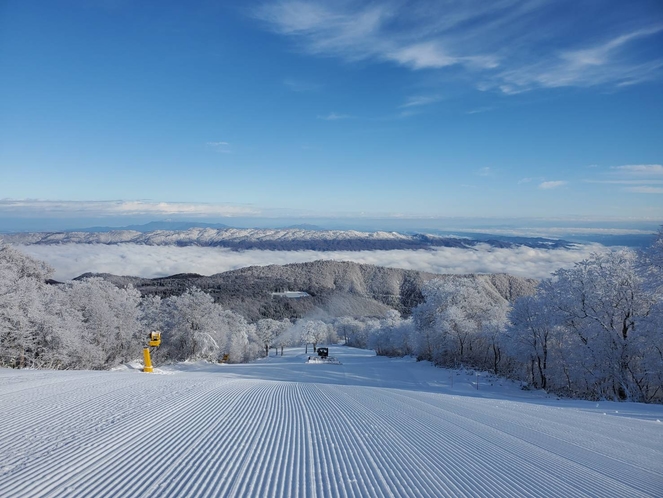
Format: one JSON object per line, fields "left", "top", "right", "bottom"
{"left": 0, "top": 227, "right": 573, "bottom": 251}
{"left": 73, "top": 259, "right": 539, "bottom": 321}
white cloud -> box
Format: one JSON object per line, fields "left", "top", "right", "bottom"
{"left": 538, "top": 181, "right": 567, "bottom": 189}
{"left": 206, "top": 141, "right": 231, "bottom": 153}
{"left": 400, "top": 94, "right": 442, "bottom": 108}
{"left": 495, "top": 28, "right": 663, "bottom": 92}
{"left": 16, "top": 243, "right": 610, "bottom": 281}
{"left": 255, "top": 1, "right": 500, "bottom": 74}
{"left": 317, "top": 112, "right": 352, "bottom": 120}
{"left": 397, "top": 109, "right": 421, "bottom": 119}
{"left": 585, "top": 179, "right": 663, "bottom": 185}
{"left": 256, "top": 1, "right": 390, "bottom": 60}
{"left": 477, "top": 167, "right": 492, "bottom": 177}
{"left": 611, "top": 164, "right": 663, "bottom": 175}
{"left": 625, "top": 186, "right": 663, "bottom": 194}
{"left": 255, "top": 1, "right": 663, "bottom": 93}
{"left": 561, "top": 29, "right": 660, "bottom": 66}
{"left": 0, "top": 199, "right": 260, "bottom": 217}
{"left": 458, "top": 227, "right": 655, "bottom": 237}
{"left": 389, "top": 42, "right": 461, "bottom": 70}
{"left": 599, "top": 164, "right": 663, "bottom": 193}
{"left": 283, "top": 78, "right": 321, "bottom": 92}
{"left": 466, "top": 107, "right": 494, "bottom": 115}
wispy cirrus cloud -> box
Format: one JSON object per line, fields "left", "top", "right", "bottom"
{"left": 253, "top": 0, "right": 502, "bottom": 81}
{"left": 206, "top": 141, "right": 231, "bottom": 153}
{"left": 583, "top": 163, "right": 663, "bottom": 194}
{"left": 254, "top": 1, "right": 663, "bottom": 94}
{"left": 496, "top": 26, "right": 663, "bottom": 93}
{"left": 611, "top": 164, "right": 663, "bottom": 175}
{"left": 587, "top": 180, "right": 663, "bottom": 185}
{"left": 625, "top": 186, "right": 663, "bottom": 194}
{"left": 317, "top": 112, "right": 352, "bottom": 120}
{"left": 0, "top": 199, "right": 260, "bottom": 217}
{"left": 539, "top": 181, "right": 567, "bottom": 189}
{"left": 466, "top": 106, "right": 495, "bottom": 115}
{"left": 400, "top": 94, "right": 442, "bottom": 108}
{"left": 283, "top": 78, "right": 321, "bottom": 92}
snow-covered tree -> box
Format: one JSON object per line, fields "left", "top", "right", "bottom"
{"left": 1, "top": 245, "right": 66, "bottom": 368}
{"left": 299, "top": 319, "right": 330, "bottom": 353}
{"left": 63, "top": 277, "right": 142, "bottom": 368}
{"left": 270, "top": 319, "right": 293, "bottom": 356}
{"left": 217, "top": 309, "right": 257, "bottom": 363}
{"left": 162, "top": 288, "right": 220, "bottom": 361}
{"left": 412, "top": 277, "right": 509, "bottom": 367}
{"left": 256, "top": 318, "right": 284, "bottom": 357}
{"left": 334, "top": 316, "right": 372, "bottom": 348}
{"left": 139, "top": 295, "right": 163, "bottom": 337}
{"left": 366, "top": 311, "right": 415, "bottom": 357}
{"left": 160, "top": 289, "right": 263, "bottom": 363}
{"left": 503, "top": 248, "right": 663, "bottom": 402}
{"left": 547, "top": 251, "right": 657, "bottom": 400}
{"left": 505, "top": 293, "right": 558, "bottom": 389}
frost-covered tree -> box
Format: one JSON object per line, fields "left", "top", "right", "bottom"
{"left": 412, "top": 277, "right": 509, "bottom": 367}
{"left": 63, "top": 277, "right": 142, "bottom": 368}
{"left": 547, "top": 251, "right": 657, "bottom": 400}
{"left": 0, "top": 245, "right": 91, "bottom": 369}
{"left": 270, "top": 319, "right": 293, "bottom": 356}
{"left": 139, "top": 295, "right": 163, "bottom": 337}
{"left": 367, "top": 311, "right": 415, "bottom": 357}
{"left": 640, "top": 226, "right": 663, "bottom": 276}
{"left": 504, "top": 248, "right": 663, "bottom": 402}
{"left": 162, "top": 288, "right": 219, "bottom": 361}
{"left": 334, "top": 316, "right": 373, "bottom": 348}
{"left": 256, "top": 318, "right": 284, "bottom": 357}
{"left": 160, "top": 288, "right": 263, "bottom": 363}
{"left": 217, "top": 309, "right": 258, "bottom": 363}
{"left": 506, "top": 293, "right": 558, "bottom": 389}
{"left": 0, "top": 244, "right": 53, "bottom": 283}
{"left": 298, "top": 319, "right": 331, "bottom": 353}
{"left": 1, "top": 246, "right": 66, "bottom": 367}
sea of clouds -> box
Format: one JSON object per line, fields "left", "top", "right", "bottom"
{"left": 17, "top": 243, "right": 612, "bottom": 281}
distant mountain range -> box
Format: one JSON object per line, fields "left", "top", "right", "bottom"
{"left": 1, "top": 226, "right": 574, "bottom": 251}
{"left": 75, "top": 260, "right": 538, "bottom": 322}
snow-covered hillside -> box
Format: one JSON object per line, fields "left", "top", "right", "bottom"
{"left": 0, "top": 227, "right": 569, "bottom": 251}
{"left": 1, "top": 347, "right": 662, "bottom": 497}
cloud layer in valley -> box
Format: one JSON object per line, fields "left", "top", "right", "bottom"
{"left": 19, "top": 243, "right": 611, "bottom": 282}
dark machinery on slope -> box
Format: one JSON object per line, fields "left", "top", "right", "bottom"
{"left": 306, "top": 347, "right": 340, "bottom": 364}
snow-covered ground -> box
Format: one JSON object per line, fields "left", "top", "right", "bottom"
{"left": 1, "top": 347, "right": 662, "bottom": 497}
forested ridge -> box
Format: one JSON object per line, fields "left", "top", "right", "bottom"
{"left": 1, "top": 228, "right": 661, "bottom": 402}
{"left": 75, "top": 260, "right": 537, "bottom": 321}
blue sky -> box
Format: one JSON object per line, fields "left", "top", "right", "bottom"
{"left": 1, "top": 0, "right": 662, "bottom": 230}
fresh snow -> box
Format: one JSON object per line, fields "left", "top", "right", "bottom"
{"left": 1, "top": 346, "right": 662, "bottom": 497}
{"left": 0, "top": 228, "right": 413, "bottom": 246}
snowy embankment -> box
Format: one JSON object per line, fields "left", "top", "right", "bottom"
{"left": 1, "top": 347, "right": 662, "bottom": 497}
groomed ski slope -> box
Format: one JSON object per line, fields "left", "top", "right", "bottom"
{"left": 1, "top": 347, "right": 662, "bottom": 497}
